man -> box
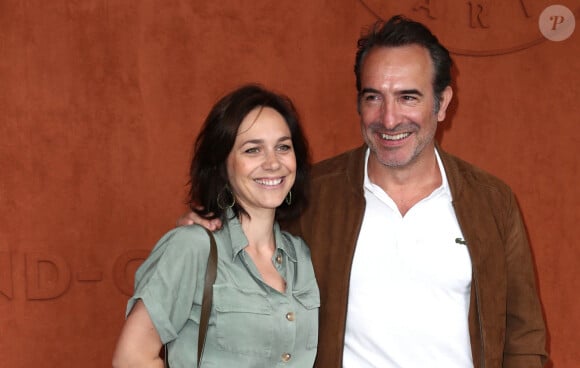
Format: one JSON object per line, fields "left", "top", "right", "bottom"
{"left": 181, "top": 15, "right": 548, "bottom": 367}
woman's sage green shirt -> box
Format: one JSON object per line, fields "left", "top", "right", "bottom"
{"left": 127, "top": 215, "right": 320, "bottom": 367}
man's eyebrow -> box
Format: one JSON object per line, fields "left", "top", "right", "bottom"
{"left": 360, "top": 87, "right": 380, "bottom": 95}
{"left": 397, "top": 89, "right": 423, "bottom": 96}
{"left": 359, "top": 88, "right": 424, "bottom": 97}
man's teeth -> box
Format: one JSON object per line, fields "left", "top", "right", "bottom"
{"left": 255, "top": 178, "right": 283, "bottom": 186}
{"left": 381, "top": 132, "right": 411, "bottom": 141}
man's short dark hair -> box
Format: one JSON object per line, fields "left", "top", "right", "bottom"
{"left": 354, "top": 15, "right": 453, "bottom": 111}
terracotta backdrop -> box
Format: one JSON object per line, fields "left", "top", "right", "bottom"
{"left": 1, "top": 1, "right": 578, "bottom": 367}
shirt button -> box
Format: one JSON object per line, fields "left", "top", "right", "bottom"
{"left": 276, "top": 254, "right": 283, "bottom": 264}
{"left": 285, "top": 312, "right": 295, "bottom": 321}
{"left": 281, "top": 352, "right": 292, "bottom": 362}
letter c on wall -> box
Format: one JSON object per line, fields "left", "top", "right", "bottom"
{"left": 113, "top": 250, "right": 148, "bottom": 296}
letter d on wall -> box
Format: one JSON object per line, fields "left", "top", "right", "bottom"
{"left": 26, "top": 252, "right": 71, "bottom": 300}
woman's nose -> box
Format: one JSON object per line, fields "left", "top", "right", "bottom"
{"left": 262, "top": 150, "right": 281, "bottom": 170}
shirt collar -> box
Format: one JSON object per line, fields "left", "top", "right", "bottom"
{"left": 222, "top": 209, "right": 297, "bottom": 262}
{"left": 363, "top": 147, "right": 453, "bottom": 200}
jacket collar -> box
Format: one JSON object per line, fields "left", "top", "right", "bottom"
{"left": 435, "top": 144, "right": 465, "bottom": 203}
{"left": 354, "top": 143, "right": 457, "bottom": 198}
{"left": 347, "top": 145, "right": 368, "bottom": 196}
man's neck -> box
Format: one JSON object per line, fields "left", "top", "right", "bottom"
{"left": 367, "top": 148, "right": 442, "bottom": 216}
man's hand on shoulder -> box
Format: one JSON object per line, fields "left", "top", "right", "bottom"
{"left": 176, "top": 210, "right": 223, "bottom": 231}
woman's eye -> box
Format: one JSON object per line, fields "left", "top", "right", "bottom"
{"left": 244, "top": 147, "right": 259, "bottom": 154}
{"left": 277, "top": 144, "right": 292, "bottom": 152}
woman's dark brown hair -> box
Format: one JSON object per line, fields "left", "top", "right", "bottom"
{"left": 188, "top": 84, "right": 310, "bottom": 222}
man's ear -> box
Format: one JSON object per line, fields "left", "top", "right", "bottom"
{"left": 437, "top": 86, "right": 453, "bottom": 122}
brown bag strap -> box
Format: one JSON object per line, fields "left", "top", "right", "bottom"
{"left": 164, "top": 228, "right": 218, "bottom": 368}
{"left": 198, "top": 228, "right": 218, "bottom": 365}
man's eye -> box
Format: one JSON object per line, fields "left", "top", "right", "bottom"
{"left": 401, "top": 95, "right": 418, "bottom": 102}
{"left": 364, "top": 94, "right": 380, "bottom": 102}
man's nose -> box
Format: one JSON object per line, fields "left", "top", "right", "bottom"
{"left": 380, "top": 100, "right": 398, "bottom": 128}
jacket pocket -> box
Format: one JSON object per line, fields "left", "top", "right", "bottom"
{"left": 213, "top": 284, "right": 273, "bottom": 357}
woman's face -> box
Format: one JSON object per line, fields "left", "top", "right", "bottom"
{"left": 226, "top": 106, "right": 296, "bottom": 216}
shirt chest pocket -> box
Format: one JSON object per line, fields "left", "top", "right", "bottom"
{"left": 293, "top": 284, "right": 320, "bottom": 350}
{"left": 213, "top": 284, "right": 274, "bottom": 357}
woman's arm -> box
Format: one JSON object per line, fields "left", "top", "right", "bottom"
{"left": 112, "top": 300, "right": 164, "bottom": 368}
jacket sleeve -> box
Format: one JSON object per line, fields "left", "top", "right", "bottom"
{"left": 502, "top": 193, "right": 548, "bottom": 367}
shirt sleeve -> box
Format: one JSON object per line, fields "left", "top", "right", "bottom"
{"left": 126, "top": 226, "right": 212, "bottom": 344}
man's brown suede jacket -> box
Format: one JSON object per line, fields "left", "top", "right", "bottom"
{"left": 284, "top": 145, "right": 548, "bottom": 368}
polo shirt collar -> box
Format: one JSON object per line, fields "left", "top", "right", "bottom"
{"left": 363, "top": 147, "right": 453, "bottom": 200}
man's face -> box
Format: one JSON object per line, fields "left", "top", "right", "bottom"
{"left": 358, "top": 45, "right": 452, "bottom": 170}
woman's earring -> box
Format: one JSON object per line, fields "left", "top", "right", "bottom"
{"left": 285, "top": 190, "right": 292, "bottom": 206}
{"left": 217, "top": 186, "right": 236, "bottom": 210}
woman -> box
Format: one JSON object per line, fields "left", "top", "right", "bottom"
{"left": 112, "top": 85, "right": 319, "bottom": 367}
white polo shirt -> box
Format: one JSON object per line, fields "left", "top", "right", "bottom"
{"left": 343, "top": 149, "right": 474, "bottom": 368}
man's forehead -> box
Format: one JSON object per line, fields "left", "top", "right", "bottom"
{"left": 362, "top": 45, "right": 431, "bottom": 68}
{"left": 360, "top": 46, "right": 434, "bottom": 85}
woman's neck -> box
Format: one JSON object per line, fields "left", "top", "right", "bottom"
{"left": 239, "top": 210, "right": 286, "bottom": 293}
{"left": 239, "top": 210, "right": 276, "bottom": 251}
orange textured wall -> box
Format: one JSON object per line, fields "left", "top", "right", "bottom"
{"left": 0, "top": 1, "right": 578, "bottom": 367}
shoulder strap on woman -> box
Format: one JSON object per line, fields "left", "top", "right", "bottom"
{"left": 164, "top": 227, "right": 218, "bottom": 367}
